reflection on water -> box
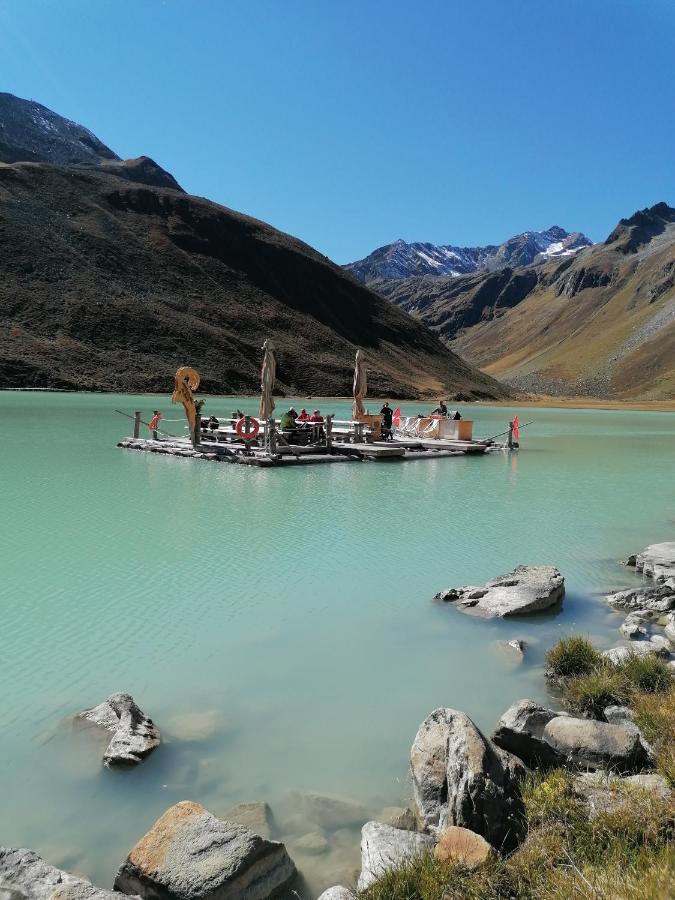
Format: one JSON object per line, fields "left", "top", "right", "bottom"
{"left": 1, "top": 392, "right": 674, "bottom": 895}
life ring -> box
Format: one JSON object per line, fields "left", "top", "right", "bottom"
{"left": 236, "top": 416, "right": 260, "bottom": 441}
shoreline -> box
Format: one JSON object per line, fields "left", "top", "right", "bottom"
{"left": 3, "top": 387, "right": 675, "bottom": 413}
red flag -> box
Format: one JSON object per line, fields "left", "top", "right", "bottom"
{"left": 512, "top": 415, "right": 519, "bottom": 440}
{"left": 148, "top": 412, "right": 162, "bottom": 431}
{"left": 393, "top": 407, "right": 401, "bottom": 427}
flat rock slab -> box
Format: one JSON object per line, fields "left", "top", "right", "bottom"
{"left": 606, "top": 584, "right": 675, "bottom": 613}
{"left": 542, "top": 716, "right": 653, "bottom": 773}
{"left": 77, "top": 693, "right": 160, "bottom": 767}
{"left": 410, "top": 707, "right": 526, "bottom": 851}
{"left": 636, "top": 542, "right": 675, "bottom": 582}
{"left": 433, "top": 826, "right": 495, "bottom": 869}
{"left": 113, "top": 801, "right": 295, "bottom": 900}
{"left": 223, "top": 803, "right": 275, "bottom": 841}
{"left": 0, "top": 848, "right": 138, "bottom": 900}
{"left": 435, "top": 566, "right": 564, "bottom": 618}
{"left": 357, "top": 822, "right": 433, "bottom": 891}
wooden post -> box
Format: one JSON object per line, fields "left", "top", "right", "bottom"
{"left": 326, "top": 414, "right": 333, "bottom": 451}
{"left": 507, "top": 422, "right": 514, "bottom": 450}
{"left": 133, "top": 411, "right": 141, "bottom": 438}
{"left": 268, "top": 418, "right": 277, "bottom": 454}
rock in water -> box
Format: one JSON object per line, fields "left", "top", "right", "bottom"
{"left": 606, "top": 584, "right": 675, "bottom": 613}
{"left": 541, "top": 717, "right": 654, "bottom": 773}
{"left": 435, "top": 566, "right": 564, "bottom": 618}
{"left": 113, "top": 801, "right": 295, "bottom": 900}
{"left": 77, "top": 693, "right": 160, "bottom": 766}
{"left": 433, "top": 826, "right": 495, "bottom": 869}
{"left": 223, "top": 802, "right": 275, "bottom": 840}
{"left": 410, "top": 708, "right": 526, "bottom": 851}
{"left": 635, "top": 542, "right": 675, "bottom": 582}
{"left": 357, "top": 822, "right": 433, "bottom": 891}
{"left": 491, "top": 700, "right": 568, "bottom": 767}
{"left": 0, "top": 848, "right": 136, "bottom": 900}
{"left": 602, "top": 643, "right": 668, "bottom": 665}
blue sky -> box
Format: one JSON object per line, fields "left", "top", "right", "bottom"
{"left": 1, "top": 0, "right": 673, "bottom": 262}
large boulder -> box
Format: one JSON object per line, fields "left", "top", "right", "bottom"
{"left": 113, "top": 801, "right": 295, "bottom": 900}
{"left": 357, "top": 823, "right": 433, "bottom": 891}
{"left": 410, "top": 708, "right": 526, "bottom": 851}
{"left": 435, "top": 566, "right": 564, "bottom": 618}
{"left": 433, "top": 826, "right": 494, "bottom": 869}
{"left": 491, "top": 700, "right": 569, "bottom": 767}
{"left": 635, "top": 542, "right": 675, "bottom": 582}
{"left": 0, "top": 848, "right": 137, "bottom": 900}
{"left": 541, "top": 717, "right": 654, "bottom": 773}
{"left": 77, "top": 693, "right": 160, "bottom": 767}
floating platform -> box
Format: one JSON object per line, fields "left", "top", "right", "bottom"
{"left": 117, "top": 437, "right": 470, "bottom": 466}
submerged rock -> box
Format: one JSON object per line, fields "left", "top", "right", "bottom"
{"left": 410, "top": 707, "right": 526, "bottom": 851}
{"left": 292, "top": 831, "right": 330, "bottom": 856}
{"left": 433, "top": 826, "right": 495, "bottom": 869}
{"left": 0, "top": 848, "right": 134, "bottom": 900}
{"left": 378, "top": 806, "right": 418, "bottom": 831}
{"left": 357, "top": 822, "right": 433, "bottom": 891}
{"left": 223, "top": 802, "right": 276, "bottom": 840}
{"left": 635, "top": 542, "right": 675, "bottom": 582}
{"left": 77, "top": 693, "right": 160, "bottom": 767}
{"left": 113, "top": 800, "right": 295, "bottom": 900}
{"left": 435, "top": 566, "right": 564, "bottom": 618}
{"left": 283, "top": 791, "right": 366, "bottom": 830}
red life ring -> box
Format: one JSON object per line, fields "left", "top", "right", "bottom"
{"left": 236, "top": 416, "right": 260, "bottom": 441}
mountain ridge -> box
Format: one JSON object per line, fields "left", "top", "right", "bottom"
{"left": 345, "top": 226, "right": 592, "bottom": 282}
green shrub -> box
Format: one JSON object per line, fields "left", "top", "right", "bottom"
{"left": 565, "top": 667, "right": 627, "bottom": 717}
{"left": 545, "top": 635, "right": 603, "bottom": 678}
{"left": 617, "top": 652, "right": 673, "bottom": 694}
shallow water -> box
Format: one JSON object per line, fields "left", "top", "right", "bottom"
{"left": 1, "top": 392, "right": 674, "bottom": 894}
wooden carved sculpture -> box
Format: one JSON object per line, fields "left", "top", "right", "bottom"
{"left": 172, "top": 366, "right": 201, "bottom": 446}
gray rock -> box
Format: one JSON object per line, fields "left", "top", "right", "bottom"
{"left": 623, "top": 554, "right": 637, "bottom": 567}
{"left": 603, "top": 705, "right": 635, "bottom": 726}
{"left": 410, "top": 707, "right": 526, "bottom": 851}
{"left": 635, "top": 542, "right": 675, "bottom": 582}
{"left": 357, "top": 823, "right": 433, "bottom": 891}
{"left": 491, "top": 699, "right": 568, "bottom": 767}
{"left": 113, "top": 800, "right": 295, "bottom": 900}
{"left": 648, "top": 634, "right": 673, "bottom": 654}
{"left": 620, "top": 619, "right": 647, "bottom": 639}
{"left": 574, "top": 771, "right": 671, "bottom": 818}
{"left": 542, "top": 716, "right": 654, "bottom": 773}
{"left": 606, "top": 584, "right": 675, "bottom": 613}
{"left": 316, "top": 887, "right": 356, "bottom": 900}
{"left": 0, "top": 848, "right": 135, "bottom": 900}
{"left": 435, "top": 566, "right": 564, "bottom": 618}
{"left": 283, "top": 792, "right": 366, "bottom": 829}
{"left": 223, "top": 802, "right": 275, "bottom": 840}
{"left": 77, "top": 693, "right": 160, "bottom": 767}
{"left": 602, "top": 643, "right": 667, "bottom": 665}
{"left": 662, "top": 613, "right": 675, "bottom": 641}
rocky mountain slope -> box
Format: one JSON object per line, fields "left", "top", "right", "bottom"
{"left": 346, "top": 227, "right": 592, "bottom": 282}
{"left": 380, "top": 203, "right": 675, "bottom": 400}
{"left": 0, "top": 92, "right": 183, "bottom": 191}
{"left": 0, "top": 161, "right": 508, "bottom": 399}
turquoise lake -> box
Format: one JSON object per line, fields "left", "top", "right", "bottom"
{"left": 1, "top": 391, "right": 674, "bottom": 895}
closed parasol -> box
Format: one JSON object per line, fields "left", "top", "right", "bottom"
{"left": 352, "top": 349, "right": 367, "bottom": 420}
{"left": 259, "top": 339, "right": 276, "bottom": 421}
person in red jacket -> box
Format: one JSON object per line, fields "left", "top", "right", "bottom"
{"left": 297, "top": 408, "right": 310, "bottom": 422}
{"left": 309, "top": 409, "right": 324, "bottom": 423}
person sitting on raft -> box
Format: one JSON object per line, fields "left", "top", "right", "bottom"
{"left": 309, "top": 409, "right": 324, "bottom": 423}
{"left": 279, "top": 408, "right": 299, "bottom": 431}
{"left": 430, "top": 400, "right": 448, "bottom": 417}
{"left": 297, "top": 408, "right": 310, "bottom": 422}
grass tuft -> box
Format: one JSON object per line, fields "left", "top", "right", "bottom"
{"left": 617, "top": 652, "right": 673, "bottom": 694}
{"left": 545, "top": 635, "right": 602, "bottom": 678}
{"left": 565, "top": 667, "right": 627, "bottom": 717}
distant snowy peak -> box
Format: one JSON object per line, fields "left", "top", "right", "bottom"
{"left": 345, "top": 226, "right": 593, "bottom": 282}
